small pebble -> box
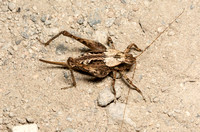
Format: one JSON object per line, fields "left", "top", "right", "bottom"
{"left": 167, "top": 30, "right": 175, "bottom": 36}
{"left": 157, "top": 27, "right": 164, "bottom": 33}
{"left": 66, "top": 117, "right": 73, "bottom": 122}
{"left": 8, "top": 2, "right": 16, "bottom": 11}
{"left": 44, "top": 20, "right": 51, "bottom": 25}
{"left": 190, "top": 4, "right": 194, "bottom": 10}
{"left": 57, "top": 111, "right": 63, "bottom": 115}
{"left": 105, "top": 18, "right": 115, "bottom": 28}
{"left": 30, "top": 15, "right": 37, "bottom": 23}
{"left": 12, "top": 45, "right": 18, "bottom": 51}
{"left": 63, "top": 128, "right": 75, "bottom": 132}
{"left": 15, "top": 40, "right": 22, "bottom": 45}
{"left": 88, "top": 13, "right": 101, "bottom": 27}
{"left": 41, "top": 15, "right": 47, "bottom": 22}
{"left": 26, "top": 117, "right": 34, "bottom": 123}
{"left": 153, "top": 97, "right": 159, "bottom": 103}
{"left": 120, "top": 0, "right": 126, "bottom": 4}
{"left": 185, "top": 111, "right": 191, "bottom": 116}
{"left": 63, "top": 71, "right": 68, "bottom": 79}
{"left": 32, "top": 6, "right": 37, "bottom": 11}
{"left": 11, "top": 124, "right": 38, "bottom": 132}
{"left": 9, "top": 112, "right": 15, "bottom": 118}
{"left": 88, "top": 88, "right": 93, "bottom": 94}
{"left": 77, "top": 16, "right": 84, "bottom": 25}
{"left": 17, "top": 118, "right": 27, "bottom": 124}
{"left": 108, "top": 103, "right": 136, "bottom": 126}
{"left": 156, "top": 123, "right": 160, "bottom": 128}
{"left": 21, "top": 32, "right": 29, "bottom": 39}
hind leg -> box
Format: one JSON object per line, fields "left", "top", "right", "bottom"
{"left": 37, "top": 30, "right": 106, "bottom": 52}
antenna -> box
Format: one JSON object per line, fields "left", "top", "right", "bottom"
{"left": 136, "top": 9, "right": 185, "bottom": 58}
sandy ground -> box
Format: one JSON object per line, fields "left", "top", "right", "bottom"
{"left": 1, "top": 0, "right": 200, "bottom": 132}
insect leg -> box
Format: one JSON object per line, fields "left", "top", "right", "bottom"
{"left": 111, "top": 71, "right": 117, "bottom": 103}
{"left": 61, "top": 58, "right": 77, "bottom": 89}
{"left": 106, "top": 36, "right": 115, "bottom": 49}
{"left": 124, "top": 43, "right": 143, "bottom": 53}
{"left": 119, "top": 62, "right": 137, "bottom": 131}
{"left": 119, "top": 71, "right": 145, "bottom": 101}
{"left": 37, "top": 30, "right": 107, "bottom": 52}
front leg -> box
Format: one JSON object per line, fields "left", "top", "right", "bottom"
{"left": 124, "top": 43, "right": 143, "bottom": 53}
{"left": 37, "top": 30, "right": 107, "bottom": 52}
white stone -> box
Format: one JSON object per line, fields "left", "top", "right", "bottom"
{"left": 11, "top": 124, "right": 38, "bottom": 132}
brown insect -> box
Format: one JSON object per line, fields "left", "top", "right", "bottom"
{"left": 37, "top": 31, "right": 146, "bottom": 101}
{"left": 37, "top": 9, "right": 184, "bottom": 131}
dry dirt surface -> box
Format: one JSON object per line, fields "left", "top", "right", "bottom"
{"left": 1, "top": 0, "right": 200, "bottom": 132}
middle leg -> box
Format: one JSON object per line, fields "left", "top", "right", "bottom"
{"left": 61, "top": 58, "right": 77, "bottom": 89}
{"left": 111, "top": 71, "right": 117, "bottom": 103}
